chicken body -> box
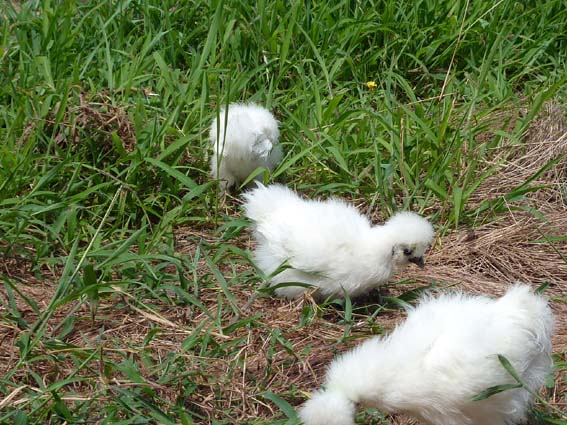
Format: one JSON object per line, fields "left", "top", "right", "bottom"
{"left": 210, "top": 103, "right": 282, "bottom": 191}
{"left": 299, "top": 284, "right": 555, "bottom": 425}
{"left": 243, "top": 184, "right": 434, "bottom": 299}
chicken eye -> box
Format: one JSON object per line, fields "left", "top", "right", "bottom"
{"left": 403, "top": 248, "right": 413, "bottom": 256}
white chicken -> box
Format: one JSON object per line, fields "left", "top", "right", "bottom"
{"left": 299, "top": 284, "right": 555, "bottom": 425}
{"left": 209, "top": 102, "right": 282, "bottom": 192}
{"left": 242, "top": 184, "right": 434, "bottom": 299}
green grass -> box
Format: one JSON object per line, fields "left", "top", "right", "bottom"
{"left": 1, "top": 0, "right": 566, "bottom": 423}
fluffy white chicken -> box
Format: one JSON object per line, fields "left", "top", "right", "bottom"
{"left": 242, "top": 184, "right": 434, "bottom": 299}
{"left": 209, "top": 103, "right": 283, "bottom": 191}
{"left": 299, "top": 284, "right": 555, "bottom": 425}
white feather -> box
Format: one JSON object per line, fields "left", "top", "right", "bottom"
{"left": 299, "top": 284, "right": 555, "bottom": 425}
{"left": 242, "top": 184, "right": 435, "bottom": 299}
{"left": 299, "top": 390, "right": 355, "bottom": 425}
{"left": 209, "top": 103, "right": 282, "bottom": 191}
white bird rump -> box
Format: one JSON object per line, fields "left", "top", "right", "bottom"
{"left": 242, "top": 184, "right": 435, "bottom": 299}
{"left": 299, "top": 284, "right": 555, "bottom": 425}
{"left": 209, "top": 103, "right": 282, "bottom": 191}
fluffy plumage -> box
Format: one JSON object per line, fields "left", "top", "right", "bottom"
{"left": 242, "top": 184, "right": 434, "bottom": 299}
{"left": 299, "top": 284, "right": 555, "bottom": 425}
{"left": 209, "top": 103, "right": 282, "bottom": 191}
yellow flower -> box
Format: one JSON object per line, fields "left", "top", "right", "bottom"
{"left": 366, "top": 81, "right": 377, "bottom": 90}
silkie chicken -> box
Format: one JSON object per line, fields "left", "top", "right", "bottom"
{"left": 242, "top": 183, "right": 435, "bottom": 299}
{"left": 209, "top": 103, "right": 282, "bottom": 192}
{"left": 299, "top": 284, "right": 555, "bottom": 425}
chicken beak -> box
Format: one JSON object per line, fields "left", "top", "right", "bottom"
{"left": 409, "top": 256, "right": 425, "bottom": 268}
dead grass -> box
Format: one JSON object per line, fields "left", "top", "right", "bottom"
{"left": 469, "top": 101, "right": 566, "bottom": 211}
{"left": 19, "top": 90, "right": 138, "bottom": 156}
{"left": 53, "top": 91, "right": 137, "bottom": 153}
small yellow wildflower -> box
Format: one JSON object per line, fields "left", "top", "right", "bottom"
{"left": 366, "top": 81, "right": 377, "bottom": 91}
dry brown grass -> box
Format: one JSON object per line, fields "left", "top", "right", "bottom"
{"left": 19, "top": 90, "right": 137, "bottom": 157}
{"left": 50, "top": 91, "right": 137, "bottom": 154}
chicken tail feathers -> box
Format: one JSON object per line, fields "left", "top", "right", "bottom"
{"left": 242, "top": 183, "right": 297, "bottom": 223}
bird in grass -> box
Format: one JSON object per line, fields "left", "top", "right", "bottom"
{"left": 242, "top": 184, "right": 434, "bottom": 299}
{"left": 299, "top": 284, "right": 555, "bottom": 425}
{"left": 209, "top": 102, "right": 283, "bottom": 192}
